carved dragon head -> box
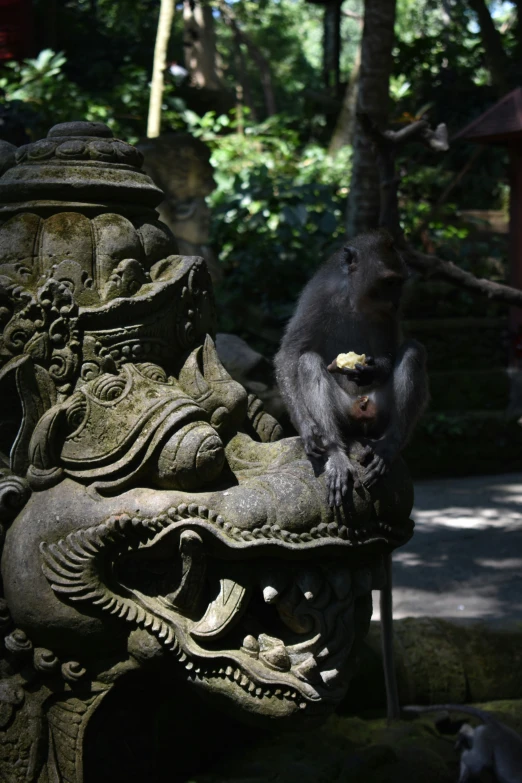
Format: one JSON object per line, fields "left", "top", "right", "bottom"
{"left": 0, "top": 123, "right": 414, "bottom": 783}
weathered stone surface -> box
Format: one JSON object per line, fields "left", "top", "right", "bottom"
{"left": 0, "top": 121, "right": 414, "bottom": 782}
{"left": 138, "top": 133, "right": 221, "bottom": 281}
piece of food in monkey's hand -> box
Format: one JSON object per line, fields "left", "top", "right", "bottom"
{"left": 329, "top": 351, "right": 367, "bottom": 371}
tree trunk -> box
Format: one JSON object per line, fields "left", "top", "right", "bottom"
{"left": 328, "top": 29, "right": 363, "bottom": 155}
{"left": 231, "top": 25, "right": 258, "bottom": 121}
{"left": 147, "top": 0, "right": 175, "bottom": 139}
{"left": 183, "top": 0, "right": 223, "bottom": 91}
{"left": 218, "top": 0, "right": 277, "bottom": 117}
{"left": 468, "top": 0, "right": 510, "bottom": 96}
{"left": 345, "top": 0, "right": 397, "bottom": 237}
{"left": 323, "top": 0, "right": 343, "bottom": 96}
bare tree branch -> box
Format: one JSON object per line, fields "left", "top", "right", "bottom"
{"left": 342, "top": 9, "right": 363, "bottom": 21}
{"left": 404, "top": 248, "right": 522, "bottom": 308}
{"left": 359, "top": 114, "right": 522, "bottom": 309}
{"left": 358, "top": 113, "right": 448, "bottom": 235}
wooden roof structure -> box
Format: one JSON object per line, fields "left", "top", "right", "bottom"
{"left": 455, "top": 88, "right": 522, "bottom": 146}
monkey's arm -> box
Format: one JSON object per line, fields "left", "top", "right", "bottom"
{"left": 364, "top": 340, "right": 428, "bottom": 486}
{"left": 297, "top": 351, "right": 362, "bottom": 505}
{"left": 274, "top": 352, "right": 326, "bottom": 459}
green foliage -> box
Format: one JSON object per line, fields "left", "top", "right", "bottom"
{"left": 0, "top": 49, "right": 187, "bottom": 144}
{"left": 182, "top": 111, "right": 351, "bottom": 348}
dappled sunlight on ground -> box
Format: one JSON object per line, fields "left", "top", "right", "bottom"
{"left": 372, "top": 473, "right": 522, "bottom": 624}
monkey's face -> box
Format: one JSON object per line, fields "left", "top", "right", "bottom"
{"left": 368, "top": 270, "right": 405, "bottom": 313}
{"left": 339, "top": 231, "right": 407, "bottom": 316}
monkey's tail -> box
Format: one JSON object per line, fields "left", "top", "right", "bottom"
{"left": 403, "top": 704, "right": 494, "bottom": 724}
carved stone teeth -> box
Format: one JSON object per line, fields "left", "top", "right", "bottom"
{"left": 188, "top": 504, "right": 198, "bottom": 515}
{"left": 327, "top": 522, "right": 338, "bottom": 536}
{"left": 261, "top": 524, "right": 271, "bottom": 536}
{"left": 290, "top": 692, "right": 297, "bottom": 699}
{"left": 248, "top": 682, "right": 255, "bottom": 693}
{"left": 219, "top": 668, "right": 224, "bottom": 675}
{"left": 262, "top": 585, "right": 279, "bottom": 604}
{"left": 167, "top": 506, "right": 178, "bottom": 520}
{"left": 289, "top": 533, "right": 300, "bottom": 542}
{"left": 186, "top": 661, "right": 194, "bottom": 670}
{"left": 233, "top": 669, "right": 241, "bottom": 682}
{"left": 241, "top": 635, "right": 260, "bottom": 658}
{"left": 264, "top": 689, "right": 271, "bottom": 697}
{"left": 179, "top": 652, "right": 187, "bottom": 663}
{"left": 320, "top": 668, "right": 340, "bottom": 687}
{"left": 271, "top": 525, "right": 281, "bottom": 536}
{"left": 241, "top": 530, "right": 253, "bottom": 541}
{"left": 223, "top": 522, "right": 231, "bottom": 532}
{"left": 284, "top": 689, "right": 291, "bottom": 697}
{"left": 255, "top": 687, "right": 263, "bottom": 696}
{"left": 116, "top": 515, "right": 131, "bottom": 532}
{"left": 275, "top": 688, "right": 282, "bottom": 696}
{"left": 198, "top": 506, "right": 208, "bottom": 518}
{"left": 317, "top": 523, "right": 328, "bottom": 536}
{"left": 178, "top": 503, "right": 188, "bottom": 515}
{"left": 339, "top": 526, "right": 348, "bottom": 539}
{"left": 300, "top": 702, "right": 307, "bottom": 710}
{"left": 208, "top": 510, "right": 217, "bottom": 522}
{"left": 226, "top": 666, "right": 233, "bottom": 677}
{"left": 240, "top": 674, "right": 249, "bottom": 687}
{"left": 294, "top": 655, "right": 320, "bottom": 683}
{"left": 258, "top": 634, "right": 291, "bottom": 672}
{"left": 296, "top": 570, "right": 322, "bottom": 602}
{"left": 216, "top": 516, "right": 225, "bottom": 527}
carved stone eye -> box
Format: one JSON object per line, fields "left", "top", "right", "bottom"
{"left": 90, "top": 374, "right": 127, "bottom": 402}
{"left": 136, "top": 363, "right": 168, "bottom": 383}
{"left": 65, "top": 394, "right": 87, "bottom": 433}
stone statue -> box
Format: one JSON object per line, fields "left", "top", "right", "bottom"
{"left": 137, "top": 133, "right": 221, "bottom": 282}
{"left": 0, "top": 121, "right": 414, "bottom": 782}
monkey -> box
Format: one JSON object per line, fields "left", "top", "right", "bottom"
{"left": 403, "top": 704, "right": 522, "bottom": 783}
{"left": 274, "top": 229, "right": 428, "bottom": 507}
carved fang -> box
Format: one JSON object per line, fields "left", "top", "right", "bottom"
{"left": 166, "top": 530, "right": 206, "bottom": 611}
{"left": 191, "top": 578, "right": 249, "bottom": 640}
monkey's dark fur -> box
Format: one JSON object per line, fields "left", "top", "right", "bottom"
{"left": 404, "top": 704, "right": 522, "bottom": 783}
{"left": 274, "top": 229, "right": 428, "bottom": 506}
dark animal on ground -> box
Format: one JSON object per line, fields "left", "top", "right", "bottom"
{"left": 274, "top": 229, "right": 428, "bottom": 507}
{"left": 404, "top": 704, "right": 522, "bottom": 783}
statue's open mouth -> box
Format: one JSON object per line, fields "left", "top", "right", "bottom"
{"left": 41, "top": 507, "right": 403, "bottom": 716}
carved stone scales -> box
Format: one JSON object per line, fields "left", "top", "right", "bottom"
{"left": 0, "top": 122, "right": 414, "bottom": 782}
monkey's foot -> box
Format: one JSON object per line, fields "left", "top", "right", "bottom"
{"left": 325, "top": 451, "right": 359, "bottom": 506}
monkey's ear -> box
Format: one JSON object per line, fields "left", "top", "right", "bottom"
{"left": 342, "top": 245, "right": 357, "bottom": 271}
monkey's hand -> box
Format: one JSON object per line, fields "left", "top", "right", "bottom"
{"left": 362, "top": 449, "right": 388, "bottom": 487}
{"left": 328, "top": 356, "right": 376, "bottom": 386}
{"left": 325, "top": 451, "right": 360, "bottom": 506}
